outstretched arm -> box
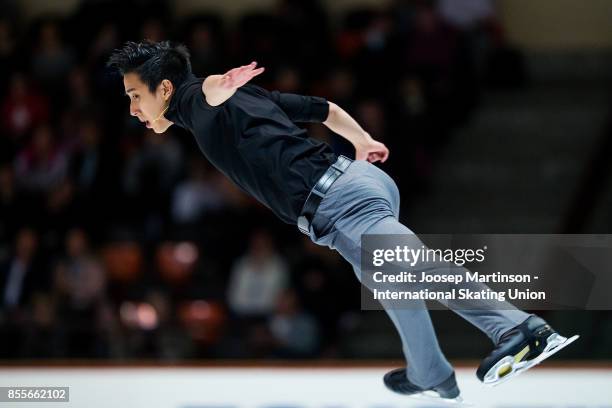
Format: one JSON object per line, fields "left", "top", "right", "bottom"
{"left": 323, "top": 102, "right": 389, "bottom": 163}
{"left": 202, "top": 61, "right": 265, "bottom": 106}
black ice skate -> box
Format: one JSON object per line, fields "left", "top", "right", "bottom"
{"left": 384, "top": 369, "right": 469, "bottom": 405}
{"left": 477, "top": 315, "right": 579, "bottom": 386}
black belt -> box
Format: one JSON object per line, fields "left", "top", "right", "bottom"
{"left": 297, "top": 155, "right": 353, "bottom": 235}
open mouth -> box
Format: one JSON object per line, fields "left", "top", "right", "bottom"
{"left": 145, "top": 120, "right": 151, "bottom": 128}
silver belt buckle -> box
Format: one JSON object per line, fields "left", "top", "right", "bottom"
{"left": 297, "top": 215, "right": 310, "bottom": 235}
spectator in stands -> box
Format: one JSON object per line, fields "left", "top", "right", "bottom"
{"left": 1, "top": 73, "right": 49, "bottom": 144}
{"left": 30, "top": 20, "right": 74, "bottom": 80}
{"left": 30, "top": 20, "right": 76, "bottom": 105}
{"left": 269, "top": 289, "right": 319, "bottom": 357}
{"left": 171, "top": 157, "right": 227, "bottom": 225}
{"left": 0, "top": 18, "right": 17, "bottom": 96}
{"left": 121, "top": 128, "right": 184, "bottom": 237}
{"left": 227, "top": 229, "right": 289, "bottom": 317}
{"left": 67, "top": 66, "right": 95, "bottom": 112}
{"left": 186, "top": 18, "right": 224, "bottom": 77}
{"left": 0, "top": 227, "right": 45, "bottom": 310}
{"left": 0, "top": 164, "right": 23, "bottom": 251}
{"left": 52, "top": 227, "right": 107, "bottom": 357}
{"left": 14, "top": 123, "right": 70, "bottom": 194}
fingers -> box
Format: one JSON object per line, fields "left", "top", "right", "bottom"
{"left": 235, "top": 62, "right": 256, "bottom": 71}
{"left": 228, "top": 62, "right": 265, "bottom": 80}
{"left": 224, "top": 62, "right": 258, "bottom": 77}
{"left": 366, "top": 148, "right": 389, "bottom": 163}
{"left": 239, "top": 61, "right": 258, "bottom": 72}
{"left": 237, "top": 66, "right": 266, "bottom": 87}
{"left": 251, "top": 67, "right": 265, "bottom": 76}
{"left": 368, "top": 152, "right": 381, "bottom": 163}
{"left": 243, "top": 63, "right": 264, "bottom": 78}
{"left": 220, "top": 62, "right": 265, "bottom": 89}
{"left": 247, "top": 67, "right": 265, "bottom": 80}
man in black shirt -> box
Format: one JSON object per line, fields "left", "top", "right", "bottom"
{"left": 107, "top": 41, "right": 577, "bottom": 403}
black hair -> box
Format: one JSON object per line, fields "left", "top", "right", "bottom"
{"left": 106, "top": 40, "right": 192, "bottom": 93}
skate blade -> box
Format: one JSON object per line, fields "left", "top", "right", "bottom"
{"left": 408, "top": 391, "right": 473, "bottom": 407}
{"left": 483, "top": 333, "right": 579, "bottom": 387}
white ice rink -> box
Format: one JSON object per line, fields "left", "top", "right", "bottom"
{"left": 1, "top": 366, "right": 611, "bottom": 407}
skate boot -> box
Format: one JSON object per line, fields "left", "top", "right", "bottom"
{"left": 477, "top": 315, "right": 579, "bottom": 386}
{"left": 384, "top": 369, "right": 467, "bottom": 405}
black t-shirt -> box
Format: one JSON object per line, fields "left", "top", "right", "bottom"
{"left": 165, "top": 75, "right": 338, "bottom": 224}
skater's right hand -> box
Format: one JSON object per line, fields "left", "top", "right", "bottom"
{"left": 219, "top": 61, "right": 265, "bottom": 90}
{"left": 202, "top": 62, "right": 265, "bottom": 106}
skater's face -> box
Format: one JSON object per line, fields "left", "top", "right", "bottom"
{"left": 123, "top": 72, "right": 174, "bottom": 134}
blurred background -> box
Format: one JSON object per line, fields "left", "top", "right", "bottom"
{"left": 0, "top": 0, "right": 611, "bottom": 364}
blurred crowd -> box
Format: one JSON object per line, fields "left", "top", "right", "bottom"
{"left": 0, "top": 0, "right": 524, "bottom": 360}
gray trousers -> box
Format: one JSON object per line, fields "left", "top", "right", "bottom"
{"left": 307, "top": 159, "right": 531, "bottom": 388}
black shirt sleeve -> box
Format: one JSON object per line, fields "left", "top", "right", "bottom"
{"left": 168, "top": 78, "right": 222, "bottom": 130}
{"left": 246, "top": 85, "right": 330, "bottom": 123}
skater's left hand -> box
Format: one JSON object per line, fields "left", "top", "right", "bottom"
{"left": 355, "top": 134, "right": 389, "bottom": 163}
